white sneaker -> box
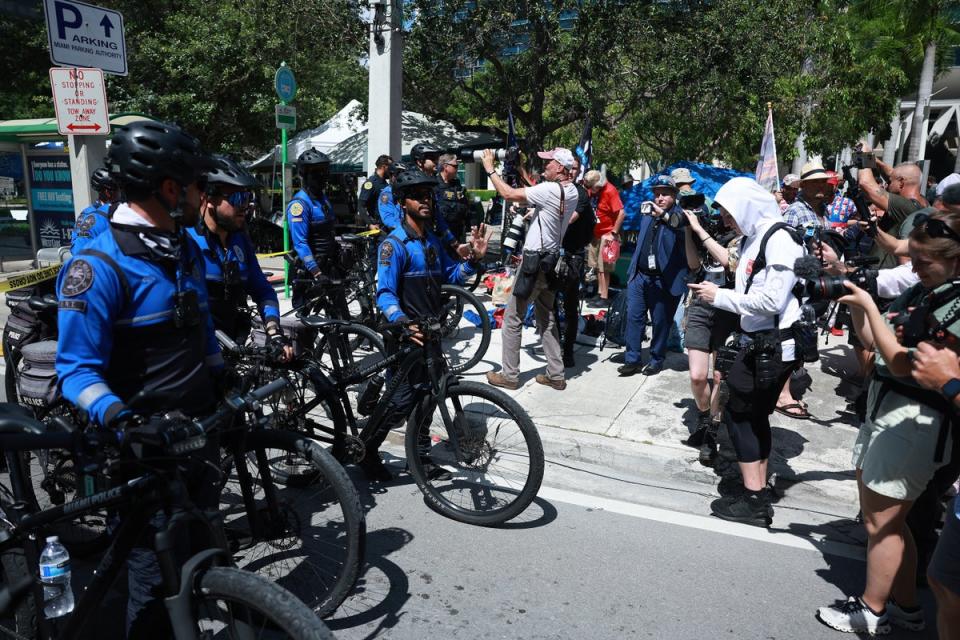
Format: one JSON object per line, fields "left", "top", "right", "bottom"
{"left": 886, "top": 600, "right": 925, "bottom": 631}
{"left": 816, "top": 597, "right": 891, "bottom": 635}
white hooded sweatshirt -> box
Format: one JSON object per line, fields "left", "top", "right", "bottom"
{"left": 711, "top": 177, "right": 803, "bottom": 361}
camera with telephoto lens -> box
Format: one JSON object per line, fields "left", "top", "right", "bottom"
{"left": 715, "top": 340, "right": 740, "bottom": 375}
{"left": 679, "top": 192, "right": 705, "bottom": 210}
{"left": 502, "top": 210, "right": 527, "bottom": 255}
{"left": 458, "top": 147, "right": 519, "bottom": 163}
{"left": 794, "top": 255, "right": 879, "bottom": 302}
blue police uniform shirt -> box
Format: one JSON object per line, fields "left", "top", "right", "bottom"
{"left": 70, "top": 201, "right": 112, "bottom": 253}
{"left": 56, "top": 205, "right": 223, "bottom": 427}
{"left": 188, "top": 227, "right": 280, "bottom": 327}
{"left": 378, "top": 185, "right": 457, "bottom": 245}
{"left": 286, "top": 188, "right": 336, "bottom": 273}
{"left": 376, "top": 222, "right": 477, "bottom": 323}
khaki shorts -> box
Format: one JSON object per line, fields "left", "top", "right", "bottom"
{"left": 586, "top": 237, "right": 615, "bottom": 272}
{"left": 851, "top": 379, "right": 952, "bottom": 501}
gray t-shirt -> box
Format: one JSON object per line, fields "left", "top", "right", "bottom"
{"left": 523, "top": 181, "right": 578, "bottom": 251}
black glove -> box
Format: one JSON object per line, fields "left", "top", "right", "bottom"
{"left": 267, "top": 331, "right": 292, "bottom": 360}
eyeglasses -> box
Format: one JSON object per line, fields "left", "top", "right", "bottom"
{"left": 226, "top": 191, "right": 253, "bottom": 208}
{"left": 915, "top": 213, "right": 960, "bottom": 244}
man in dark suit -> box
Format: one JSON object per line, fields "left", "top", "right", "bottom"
{"left": 619, "top": 175, "right": 700, "bottom": 376}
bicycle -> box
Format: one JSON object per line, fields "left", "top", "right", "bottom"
{"left": 294, "top": 317, "right": 544, "bottom": 526}
{"left": 215, "top": 332, "right": 366, "bottom": 618}
{"left": 0, "top": 381, "right": 334, "bottom": 639}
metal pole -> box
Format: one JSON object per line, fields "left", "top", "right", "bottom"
{"left": 20, "top": 144, "right": 38, "bottom": 265}
{"left": 282, "top": 105, "right": 289, "bottom": 298}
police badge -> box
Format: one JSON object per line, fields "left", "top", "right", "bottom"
{"left": 379, "top": 241, "right": 395, "bottom": 265}
{"left": 60, "top": 259, "right": 94, "bottom": 297}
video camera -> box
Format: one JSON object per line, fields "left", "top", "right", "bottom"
{"left": 679, "top": 192, "right": 705, "bottom": 210}
{"left": 457, "top": 147, "right": 519, "bottom": 164}
{"left": 852, "top": 143, "right": 877, "bottom": 171}
{"left": 641, "top": 201, "right": 688, "bottom": 230}
{"left": 794, "top": 255, "right": 880, "bottom": 302}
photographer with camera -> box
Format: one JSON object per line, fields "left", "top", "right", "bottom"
{"left": 483, "top": 147, "right": 578, "bottom": 391}
{"left": 687, "top": 177, "right": 805, "bottom": 527}
{"left": 814, "top": 212, "right": 960, "bottom": 635}
{"left": 617, "top": 175, "right": 700, "bottom": 377}
{"left": 855, "top": 143, "right": 927, "bottom": 269}
{"left": 683, "top": 199, "right": 740, "bottom": 465}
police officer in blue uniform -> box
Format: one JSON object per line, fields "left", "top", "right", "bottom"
{"left": 70, "top": 166, "right": 119, "bottom": 253}
{"left": 188, "top": 155, "right": 292, "bottom": 359}
{"left": 55, "top": 120, "right": 221, "bottom": 637}
{"left": 287, "top": 147, "right": 348, "bottom": 317}
{"left": 377, "top": 161, "right": 408, "bottom": 232}
{"left": 361, "top": 169, "right": 488, "bottom": 480}
{"left": 357, "top": 154, "right": 392, "bottom": 226}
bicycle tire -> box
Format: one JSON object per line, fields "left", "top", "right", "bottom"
{"left": 220, "top": 429, "right": 365, "bottom": 618}
{"left": 194, "top": 566, "right": 335, "bottom": 639}
{"left": 439, "top": 284, "right": 491, "bottom": 374}
{"left": 405, "top": 379, "right": 544, "bottom": 526}
{"left": 0, "top": 547, "right": 36, "bottom": 638}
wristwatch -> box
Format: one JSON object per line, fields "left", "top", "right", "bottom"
{"left": 942, "top": 378, "right": 960, "bottom": 401}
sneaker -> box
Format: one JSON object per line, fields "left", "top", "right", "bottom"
{"left": 617, "top": 362, "right": 644, "bottom": 377}
{"left": 421, "top": 462, "right": 453, "bottom": 482}
{"left": 486, "top": 371, "right": 520, "bottom": 390}
{"left": 816, "top": 597, "right": 891, "bottom": 635}
{"left": 535, "top": 374, "right": 566, "bottom": 390}
{"left": 609, "top": 352, "right": 626, "bottom": 364}
{"left": 641, "top": 362, "right": 663, "bottom": 376}
{"left": 359, "top": 453, "right": 393, "bottom": 482}
{"left": 886, "top": 600, "right": 925, "bottom": 631}
{"left": 710, "top": 493, "right": 772, "bottom": 528}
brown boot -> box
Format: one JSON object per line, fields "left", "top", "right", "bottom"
{"left": 486, "top": 371, "right": 520, "bottom": 390}
{"left": 535, "top": 374, "right": 566, "bottom": 390}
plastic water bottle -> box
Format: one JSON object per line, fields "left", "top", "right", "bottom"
{"left": 39, "top": 536, "right": 74, "bottom": 618}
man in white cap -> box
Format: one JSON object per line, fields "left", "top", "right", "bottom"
{"left": 777, "top": 174, "right": 800, "bottom": 212}
{"left": 783, "top": 161, "right": 832, "bottom": 229}
{"left": 481, "top": 147, "right": 579, "bottom": 391}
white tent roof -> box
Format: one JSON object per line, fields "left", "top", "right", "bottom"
{"left": 326, "top": 110, "right": 502, "bottom": 173}
{"left": 248, "top": 99, "right": 365, "bottom": 170}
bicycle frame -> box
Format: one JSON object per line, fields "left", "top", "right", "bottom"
{"left": 0, "top": 456, "right": 230, "bottom": 640}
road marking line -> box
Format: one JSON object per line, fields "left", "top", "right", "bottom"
{"left": 539, "top": 485, "right": 865, "bottom": 562}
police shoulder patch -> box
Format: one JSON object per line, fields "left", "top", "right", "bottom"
{"left": 289, "top": 202, "right": 304, "bottom": 217}
{"left": 60, "top": 259, "right": 94, "bottom": 297}
{"left": 77, "top": 214, "right": 96, "bottom": 232}
{"left": 363, "top": 181, "right": 373, "bottom": 190}
{"left": 379, "top": 241, "right": 395, "bottom": 265}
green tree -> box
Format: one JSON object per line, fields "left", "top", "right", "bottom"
{"left": 0, "top": 0, "right": 368, "bottom": 157}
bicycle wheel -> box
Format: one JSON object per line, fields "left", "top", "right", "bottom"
{"left": 194, "top": 567, "right": 335, "bottom": 639}
{"left": 438, "top": 284, "right": 491, "bottom": 374}
{"left": 405, "top": 380, "right": 544, "bottom": 526}
{"left": 220, "top": 429, "right": 365, "bottom": 617}
{"left": 0, "top": 547, "right": 36, "bottom": 638}
{"left": 313, "top": 322, "right": 386, "bottom": 417}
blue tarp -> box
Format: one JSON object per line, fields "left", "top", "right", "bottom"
{"left": 622, "top": 161, "right": 753, "bottom": 231}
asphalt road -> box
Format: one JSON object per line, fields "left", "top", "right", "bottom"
{"left": 325, "top": 452, "right": 939, "bottom": 640}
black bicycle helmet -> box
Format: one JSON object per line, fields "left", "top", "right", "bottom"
{"left": 207, "top": 154, "right": 258, "bottom": 189}
{"left": 388, "top": 161, "right": 408, "bottom": 178}
{"left": 410, "top": 143, "right": 440, "bottom": 162}
{"left": 107, "top": 120, "right": 213, "bottom": 191}
{"left": 90, "top": 167, "right": 116, "bottom": 192}
{"left": 393, "top": 169, "right": 438, "bottom": 197}
{"left": 296, "top": 147, "right": 331, "bottom": 177}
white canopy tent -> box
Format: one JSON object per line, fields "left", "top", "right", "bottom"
{"left": 248, "top": 99, "right": 365, "bottom": 171}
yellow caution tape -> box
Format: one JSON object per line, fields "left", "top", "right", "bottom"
{"left": 255, "top": 250, "right": 291, "bottom": 259}
{"left": 357, "top": 229, "right": 382, "bottom": 237}
{"left": 0, "top": 264, "right": 63, "bottom": 293}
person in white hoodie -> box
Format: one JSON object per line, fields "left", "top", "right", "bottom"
{"left": 688, "top": 177, "right": 804, "bottom": 527}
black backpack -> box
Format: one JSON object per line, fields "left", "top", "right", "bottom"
{"left": 602, "top": 291, "right": 628, "bottom": 348}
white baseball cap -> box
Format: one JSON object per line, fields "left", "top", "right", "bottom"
{"left": 536, "top": 147, "right": 575, "bottom": 169}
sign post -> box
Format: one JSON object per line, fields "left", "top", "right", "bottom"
{"left": 275, "top": 62, "right": 297, "bottom": 298}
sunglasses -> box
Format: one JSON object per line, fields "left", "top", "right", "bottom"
{"left": 405, "top": 189, "right": 433, "bottom": 202}
{"left": 209, "top": 189, "right": 254, "bottom": 208}
{"left": 915, "top": 213, "right": 960, "bottom": 244}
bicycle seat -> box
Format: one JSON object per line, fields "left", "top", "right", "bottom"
{"left": 299, "top": 316, "right": 353, "bottom": 330}
{"left": 0, "top": 403, "right": 45, "bottom": 435}
{"left": 27, "top": 294, "right": 58, "bottom": 313}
